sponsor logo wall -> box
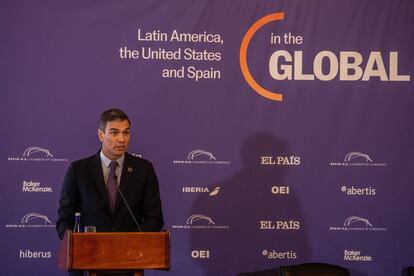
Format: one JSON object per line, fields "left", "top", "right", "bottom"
{"left": 1, "top": 1, "right": 413, "bottom": 275}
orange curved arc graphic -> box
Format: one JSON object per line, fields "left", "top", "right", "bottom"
{"left": 240, "top": 12, "right": 284, "bottom": 101}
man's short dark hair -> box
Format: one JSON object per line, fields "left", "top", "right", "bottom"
{"left": 99, "top": 108, "right": 131, "bottom": 132}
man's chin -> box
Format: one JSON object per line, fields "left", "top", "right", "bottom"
{"left": 112, "top": 149, "right": 126, "bottom": 157}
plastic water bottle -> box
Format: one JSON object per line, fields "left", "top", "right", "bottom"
{"left": 73, "top": 212, "right": 81, "bottom": 232}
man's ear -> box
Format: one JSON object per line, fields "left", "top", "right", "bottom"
{"left": 97, "top": 129, "right": 104, "bottom": 142}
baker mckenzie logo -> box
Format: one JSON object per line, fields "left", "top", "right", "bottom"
{"left": 329, "top": 216, "right": 387, "bottom": 232}
{"left": 172, "top": 214, "right": 230, "bottom": 230}
{"left": 8, "top": 146, "right": 68, "bottom": 162}
{"left": 240, "top": 12, "right": 410, "bottom": 102}
{"left": 22, "top": 180, "right": 53, "bottom": 193}
{"left": 5, "top": 213, "right": 55, "bottom": 229}
{"left": 330, "top": 152, "right": 387, "bottom": 167}
{"left": 344, "top": 250, "right": 373, "bottom": 262}
{"left": 173, "top": 149, "right": 230, "bottom": 165}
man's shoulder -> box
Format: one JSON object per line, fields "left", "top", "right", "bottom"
{"left": 125, "top": 153, "right": 153, "bottom": 167}
{"left": 71, "top": 152, "right": 99, "bottom": 167}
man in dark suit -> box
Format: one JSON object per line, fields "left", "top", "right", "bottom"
{"left": 56, "top": 108, "right": 164, "bottom": 240}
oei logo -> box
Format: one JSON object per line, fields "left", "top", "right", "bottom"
{"left": 271, "top": 186, "right": 290, "bottom": 195}
{"left": 191, "top": 250, "right": 210, "bottom": 259}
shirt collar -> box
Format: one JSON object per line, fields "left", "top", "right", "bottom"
{"left": 100, "top": 150, "right": 125, "bottom": 168}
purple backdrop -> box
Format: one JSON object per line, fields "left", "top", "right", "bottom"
{"left": 1, "top": 0, "right": 413, "bottom": 275}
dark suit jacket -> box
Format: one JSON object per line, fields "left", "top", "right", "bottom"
{"left": 56, "top": 151, "right": 164, "bottom": 239}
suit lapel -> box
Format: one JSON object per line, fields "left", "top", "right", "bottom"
{"left": 90, "top": 152, "right": 111, "bottom": 210}
{"left": 114, "top": 153, "right": 135, "bottom": 213}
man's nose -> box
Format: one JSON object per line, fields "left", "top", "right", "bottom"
{"left": 118, "top": 133, "right": 126, "bottom": 142}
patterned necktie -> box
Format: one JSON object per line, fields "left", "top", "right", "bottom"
{"left": 107, "top": 161, "right": 118, "bottom": 212}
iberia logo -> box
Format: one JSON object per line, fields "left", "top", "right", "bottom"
{"left": 240, "top": 12, "right": 285, "bottom": 102}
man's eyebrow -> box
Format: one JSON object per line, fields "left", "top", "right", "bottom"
{"left": 109, "top": 127, "right": 130, "bottom": 131}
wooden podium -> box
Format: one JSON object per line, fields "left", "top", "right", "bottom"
{"left": 59, "top": 230, "right": 170, "bottom": 276}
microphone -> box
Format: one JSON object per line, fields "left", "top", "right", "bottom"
{"left": 114, "top": 175, "right": 142, "bottom": 232}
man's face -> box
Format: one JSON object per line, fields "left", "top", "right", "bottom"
{"left": 98, "top": 119, "right": 131, "bottom": 160}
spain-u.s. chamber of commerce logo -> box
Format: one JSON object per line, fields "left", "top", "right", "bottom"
{"left": 172, "top": 214, "right": 229, "bottom": 230}
{"left": 329, "top": 216, "right": 387, "bottom": 232}
{"left": 5, "top": 212, "right": 55, "bottom": 229}
{"left": 173, "top": 149, "right": 230, "bottom": 165}
{"left": 330, "top": 152, "right": 387, "bottom": 167}
{"left": 8, "top": 146, "right": 68, "bottom": 162}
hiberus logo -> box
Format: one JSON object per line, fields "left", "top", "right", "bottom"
{"left": 173, "top": 149, "right": 231, "bottom": 165}
{"left": 240, "top": 12, "right": 410, "bottom": 102}
{"left": 329, "top": 216, "right": 387, "bottom": 232}
{"left": 261, "top": 155, "right": 300, "bottom": 166}
{"left": 8, "top": 146, "right": 68, "bottom": 162}
{"left": 19, "top": 249, "right": 52, "bottom": 259}
{"left": 5, "top": 213, "right": 55, "bottom": 229}
{"left": 330, "top": 152, "right": 387, "bottom": 167}
{"left": 182, "top": 186, "right": 220, "bottom": 196}
{"left": 172, "top": 214, "right": 230, "bottom": 230}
